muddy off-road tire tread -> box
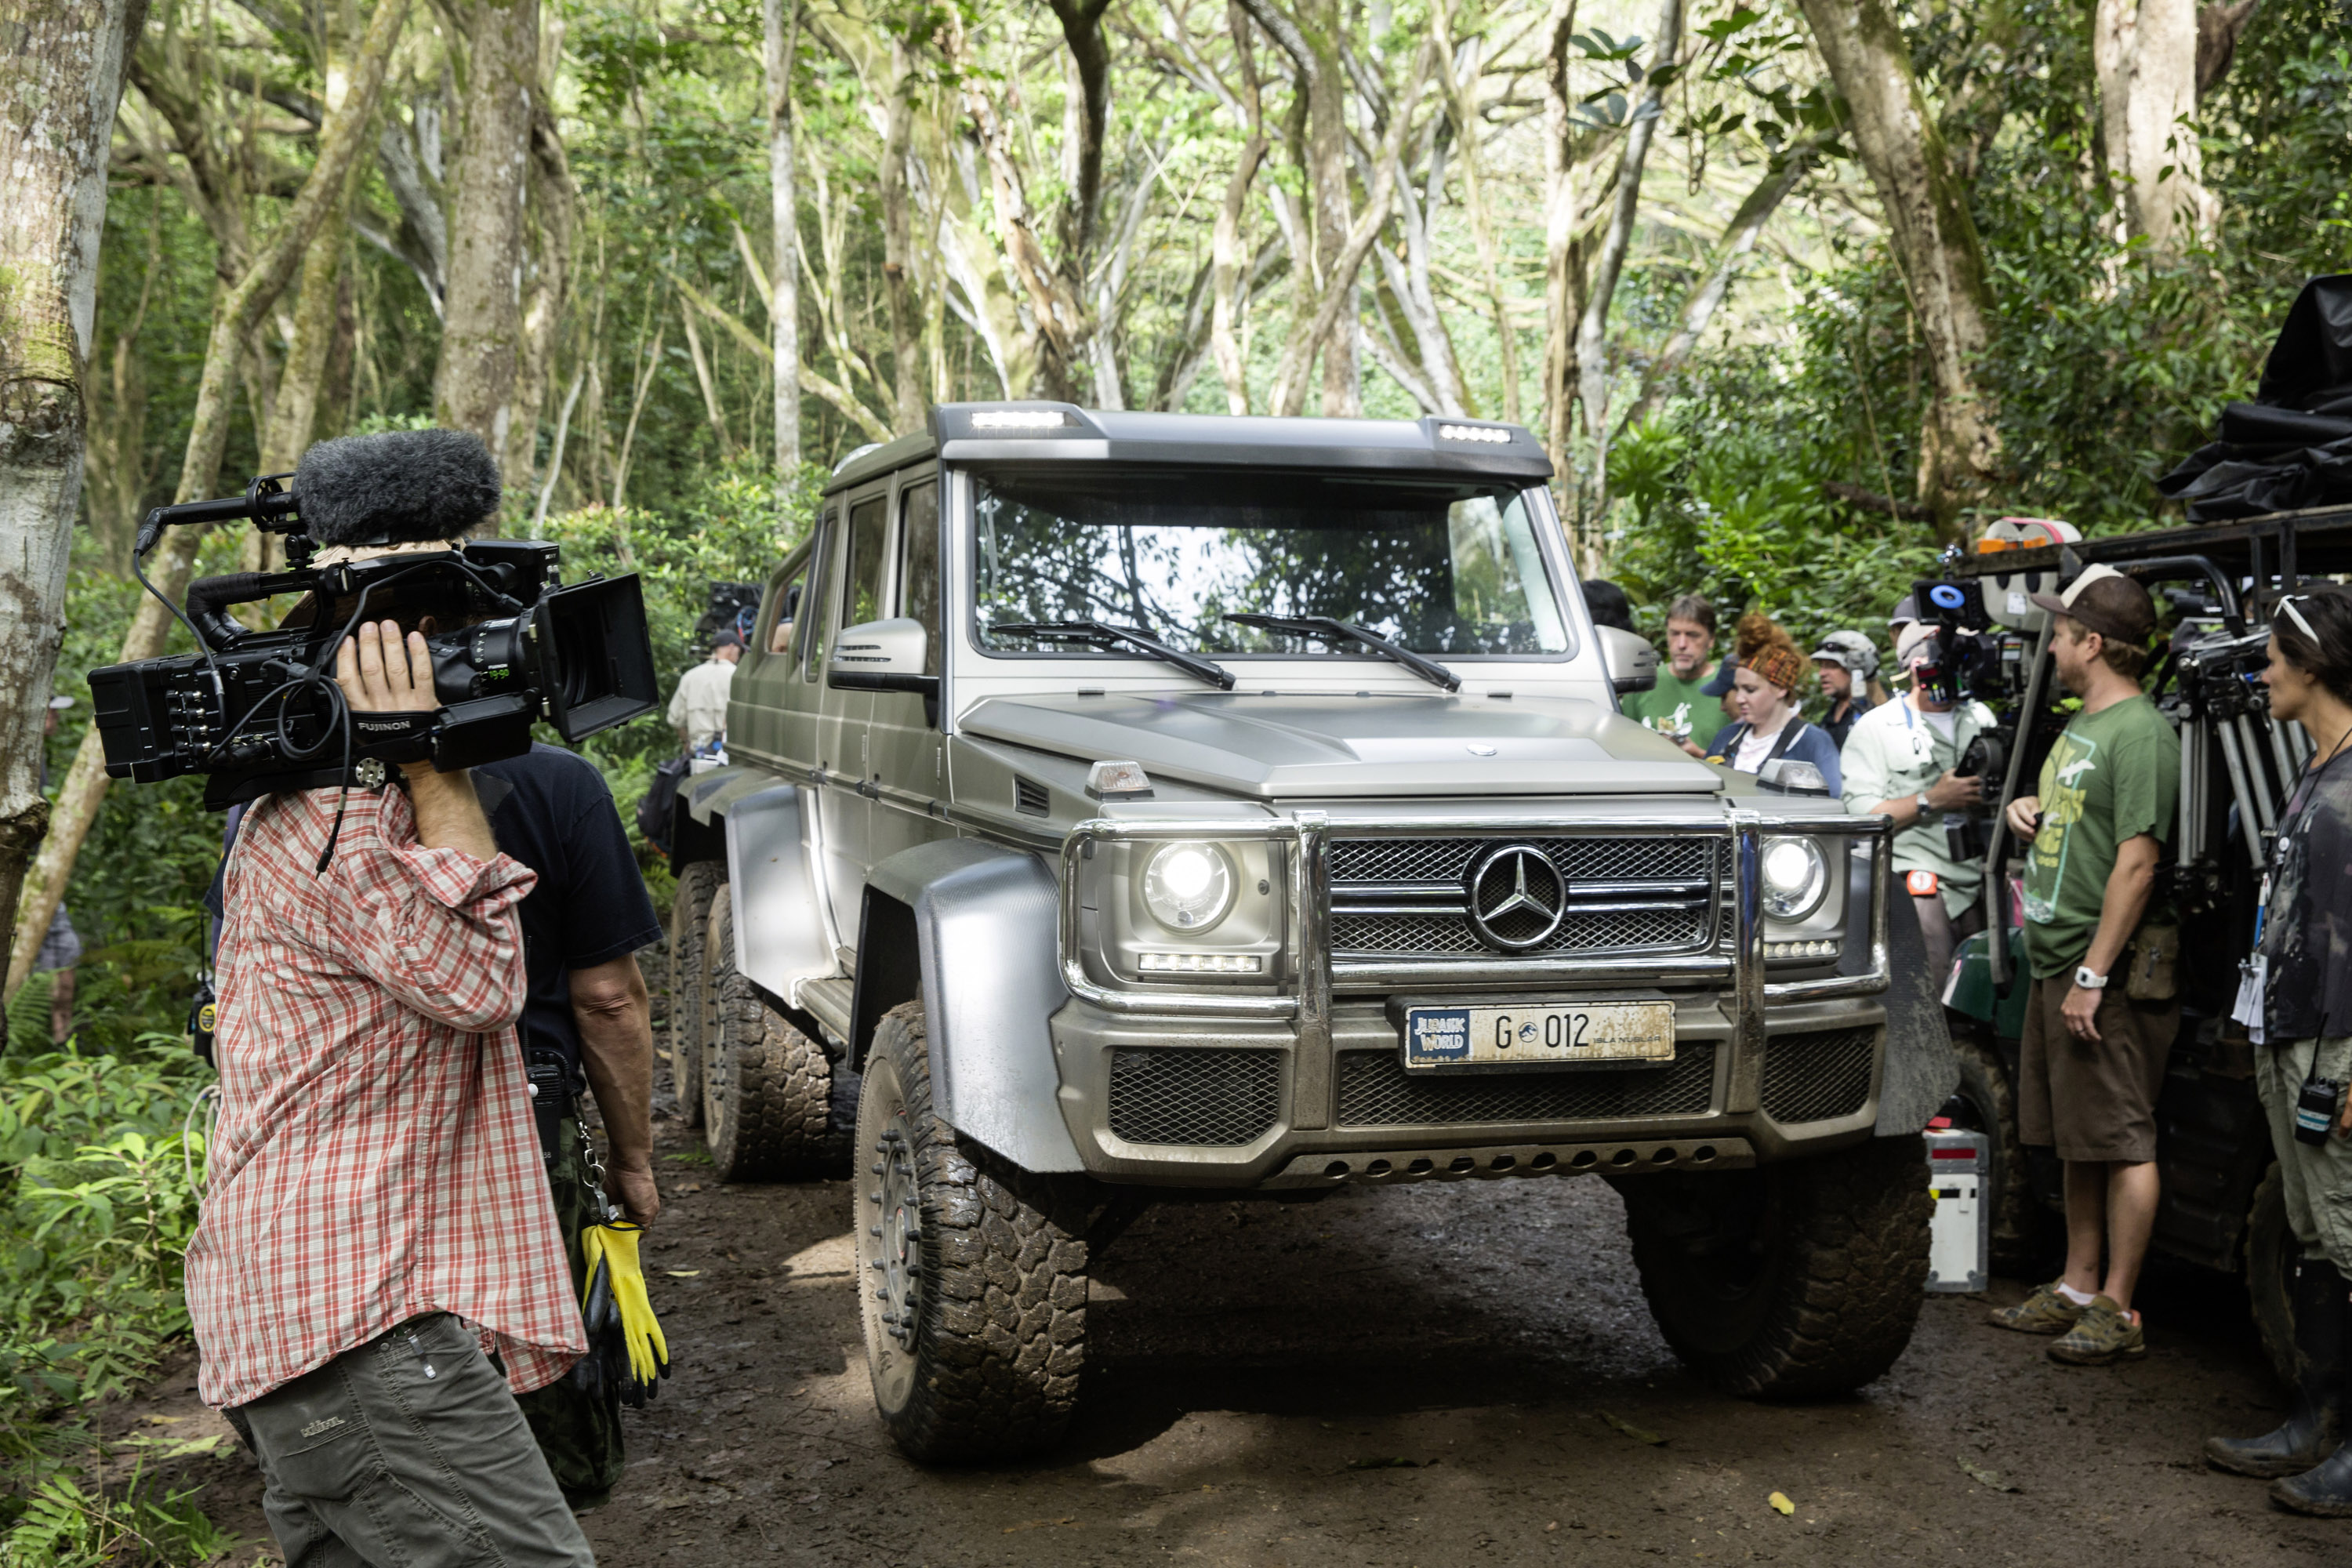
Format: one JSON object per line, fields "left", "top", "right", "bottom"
{"left": 702, "top": 886, "right": 838, "bottom": 1180}
{"left": 872, "top": 1000, "right": 1091, "bottom": 1461}
{"left": 667, "top": 862, "right": 723, "bottom": 1128}
{"left": 2247, "top": 1163, "right": 2298, "bottom": 1391}
{"left": 1629, "top": 1134, "right": 1932, "bottom": 1399}
{"left": 1951, "top": 1032, "right": 2043, "bottom": 1276}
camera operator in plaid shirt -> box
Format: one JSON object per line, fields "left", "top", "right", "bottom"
{"left": 190, "top": 615, "right": 597, "bottom": 1567}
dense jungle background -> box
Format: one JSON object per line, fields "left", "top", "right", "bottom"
{"left": 1, "top": 0, "right": 2347, "bottom": 1556}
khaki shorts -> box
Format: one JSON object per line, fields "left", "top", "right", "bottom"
{"left": 2017, "top": 974, "right": 2179, "bottom": 1163}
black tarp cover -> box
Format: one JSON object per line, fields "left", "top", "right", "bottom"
{"left": 2159, "top": 275, "right": 2352, "bottom": 521}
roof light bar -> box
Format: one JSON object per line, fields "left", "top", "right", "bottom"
{"left": 1437, "top": 423, "right": 1512, "bottom": 444}
{"left": 970, "top": 410, "right": 1073, "bottom": 431}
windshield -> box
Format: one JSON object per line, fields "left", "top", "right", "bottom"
{"left": 971, "top": 472, "right": 1571, "bottom": 659}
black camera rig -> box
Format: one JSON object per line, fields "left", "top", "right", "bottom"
{"left": 89, "top": 473, "right": 658, "bottom": 814}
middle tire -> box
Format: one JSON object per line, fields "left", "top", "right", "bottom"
{"left": 855, "top": 1000, "right": 1092, "bottom": 1462}
{"left": 666, "top": 861, "right": 723, "bottom": 1130}
{"left": 1619, "top": 1134, "right": 1932, "bottom": 1397}
{"left": 701, "top": 882, "right": 845, "bottom": 1181}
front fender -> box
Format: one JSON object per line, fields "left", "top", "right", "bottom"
{"left": 720, "top": 783, "right": 837, "bottom": 1007}
{"left": 862, "top": 838, "right": 1085, "bottom": 1173}
{"left": 1862, "top": 855, "right": 1960, "bottom": 1136}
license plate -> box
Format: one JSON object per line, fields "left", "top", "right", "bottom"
{"left": 1400, "top": 1001, "right": 1676, "bottom": 1072}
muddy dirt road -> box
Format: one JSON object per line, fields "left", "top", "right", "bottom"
{"left": 143, "top": 1083, "right": 2348, "bottom": 1567}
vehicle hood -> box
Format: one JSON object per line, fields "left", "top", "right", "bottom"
{"left": 956, "top": 691, "right": 1723, "bottom": 798}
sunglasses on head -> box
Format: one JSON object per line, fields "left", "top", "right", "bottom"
{"left": 2279, "top": 593, "right": 2321, "bottom": 643}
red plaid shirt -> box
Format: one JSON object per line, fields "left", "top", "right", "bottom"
{"left": 187, "top": 783, "right": 585, "bottom": 1409}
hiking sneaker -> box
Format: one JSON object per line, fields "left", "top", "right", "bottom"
{"left": 1987, "top": 1282, "right": 2088, "bottom": 1336}
{"left": 2048, "top": 1296, "right": 2146, "bottom": 1365}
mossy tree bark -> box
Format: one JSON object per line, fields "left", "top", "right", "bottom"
{"left": 0, "top": 0, "right": 151, "bottom": 978}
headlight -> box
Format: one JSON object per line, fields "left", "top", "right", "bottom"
{"left": 1142, "top": 842, "right": 1236, "bottom": 931}
{"left": 1759, "top": 837, "right": 1828, "bottom": 920}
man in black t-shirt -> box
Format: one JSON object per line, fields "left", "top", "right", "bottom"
{"left": 474, "top": 743, "right": 663, "bottom": 1510}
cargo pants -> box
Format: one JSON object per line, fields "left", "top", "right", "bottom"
{"left": 515, "top": 1115, "right": 627, "bottom": 1506}
{"left": 2256, "top": 1035, "right": 2352, "bottom": 1277}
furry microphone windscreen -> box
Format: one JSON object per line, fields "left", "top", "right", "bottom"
{"left": 294, "top": 429, "right": 502, "bottom": 546}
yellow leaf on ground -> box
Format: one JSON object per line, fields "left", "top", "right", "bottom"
{"left": 1768, "top": 1492, "right": 1795, "bottom": 1515}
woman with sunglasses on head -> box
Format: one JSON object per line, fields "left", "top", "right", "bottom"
{"left": 2209, "top": 586, "right": 2352, "bottom": 1514}
{"left": 1703, "top": 613, "right": 1844, "bottom": 793}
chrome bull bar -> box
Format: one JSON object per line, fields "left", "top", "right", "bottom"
{"left": 1055, "top": 808, "right": 1894, "bottom": 1029}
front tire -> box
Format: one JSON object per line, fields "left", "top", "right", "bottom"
{"left": 855, "top": 1000, "right": 1091, "bottom": 1462}
{"left": 666, "top": 862, "right": 723, "bottom": 1129}
{"left": 1620, "top": 1135, "right": 1931, "bottom": 1397}
{"left": 1949, "top": 1031, "right": 2046, "bottom": 1276}
{"left": 701, "top": 884, "right": 845, "bottom": 1180}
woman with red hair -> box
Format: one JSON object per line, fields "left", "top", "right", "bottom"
{"left": 1703, "top": 614, "right": 1845, "bottom": 793}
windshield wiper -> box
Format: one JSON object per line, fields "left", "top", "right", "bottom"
{"left": 989, "top": 620, "right": 1236, "bottom": 691}
{"left": 1222, "top": 612, "right": 1461, "bottom": 693}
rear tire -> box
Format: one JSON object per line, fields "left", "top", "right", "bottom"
{"left": 1949, "top": 1031, "right": 2046, "bottom": 1276}
{"left": 856, "top": 1000, "right": 1091, "bottom": 1462}
{"left": 666, "top": 862, "right": 722, "bottom": 1129}
{"left": 2248, "top": 1163, "right": 2298, "bottom": 1390}
{"left": 701, "top": 884, "right": 845, "bottom": 1180}
{"left": 1621, "top": 1135, "right": 1931, "bottom": 1397}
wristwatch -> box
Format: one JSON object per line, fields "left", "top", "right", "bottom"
{"left": 2074, "top": 966, "right": 2109, "bottom": 990}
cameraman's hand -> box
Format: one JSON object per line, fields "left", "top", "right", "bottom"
{"left": 609, "top": 1160, "right": 661, "bottom": 1227}
{"left": 1924, "top": 769, "right": 1986, "bottom": 814}
{"left": 335, "top": 619, "right": 436, "bottom": 714}
{"left": 2005, "top": 793, "right": 2043, "bottom": 840}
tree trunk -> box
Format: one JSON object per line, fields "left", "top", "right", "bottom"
{"left": 1539, "top": 0, "right": 1583, "bottom": 495}
{"left": 1210, "top": 135, "right": 1268, "bottom": 415}
{"left": 506, "top": 100, "right": 576, "bottom": 494}
{"left": 877, "top": 42, "right": 925, "bottom": 433}
{"left": 7, "top": 0, "right": 409, "bottom": 1003}
{"left": 765, "top": 0, "right": 800, "bottom": 470}
{"left": 1796, "top": 0, "right": 2001, "bottom": 538}
{"left": 434, "top": 0, "right": 539, "bottom": 477}
{"left": 2095, "top": 0, "right": 2212, "bottom": 258}
{"left": 1575, "top": 0, "right": 1684, "bottom": 503}
{"left": 0, "top": 0, "right": 149, "bottom": 978}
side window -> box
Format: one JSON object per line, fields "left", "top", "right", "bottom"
{"left": 897, "top": 481, "right": 941, "bottom": 675}
{"left": 801, "top": 511, "right": 837, "bottom": 682}
{"left": 842, "top": 495, "right": 888, "bottom": 630}
{"left": 764, "top": 553, "right": 808, "bottom": 658}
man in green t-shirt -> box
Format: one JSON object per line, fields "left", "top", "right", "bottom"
{"left": 1621, "top": 592, "right": 1719, "bottom": 756}
{"left": 1987, "top": 566, "right": 2180, "bottom": 1367}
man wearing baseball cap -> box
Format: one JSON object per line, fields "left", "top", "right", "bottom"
{"left": 1987, "top": 564, "right": 2181, "bottom": 1367}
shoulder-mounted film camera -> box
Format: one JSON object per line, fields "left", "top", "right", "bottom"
{"left": 89, "top": 469, "right": 658, "bottom": 811}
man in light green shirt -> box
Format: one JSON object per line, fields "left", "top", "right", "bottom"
{"left": 1839, "top": 622, "right": 1995, "bottom": 984}
{"left": 1621, "top": 593, "right": 1718, "bottom": 756}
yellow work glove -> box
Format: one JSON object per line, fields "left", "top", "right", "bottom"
{"left": 579, "top": 1221, "right": 669, "bottom": 1407}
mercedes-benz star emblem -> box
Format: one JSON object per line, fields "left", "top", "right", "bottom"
{"left": 1465, "top": 843, "right": 1568, "bottom": 952}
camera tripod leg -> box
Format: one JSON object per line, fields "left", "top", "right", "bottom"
{"left": 2215, "top": 720, "right": 2268, "bottom": 870}
{"left": 2267, "top": 713, "right": 2299, "bottom": 800}
{"left": 2234, "top": 716, "right": 2281, "bottom": 833}
{"left": 2179, "top": 717, "right": 2203, "bottom": 866}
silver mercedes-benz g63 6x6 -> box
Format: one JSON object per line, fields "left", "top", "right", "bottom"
{"left": 666, "top": 404, "right": 1954, "bottom": 1461}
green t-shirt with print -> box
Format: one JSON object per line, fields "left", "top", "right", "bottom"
{"left": 1622, "top": 666, "right": 1718, "bottom": 741}
{"left": 2020, "top": 694, "right": 2180, "bottom": 978}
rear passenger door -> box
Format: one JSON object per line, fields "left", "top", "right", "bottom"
{"left": 816, "top": 488, "right": 887, "bottom": 927}
{"left": 866, "top": 475, "right": 950, "bottom": 869}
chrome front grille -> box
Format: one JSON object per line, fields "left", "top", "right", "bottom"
{"left": 1327, "top": 834, "right": 1722, "bottom": 960}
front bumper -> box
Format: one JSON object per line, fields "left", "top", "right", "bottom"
{"left": 1048, "top": 805, "right": 1895, "bottom": 1187}
{"left": 1049, "top": 993, "right": 1886, "bottom": 1187}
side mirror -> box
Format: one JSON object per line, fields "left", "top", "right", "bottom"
{"left": 827, "top": 618, "right": 937, "bottom": 695}
{"left": 1756, "top": 757, "right": 1833, "bottom": 797}
{"left": 1597, "top": 626, "right": 1659, "bottom": 695}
